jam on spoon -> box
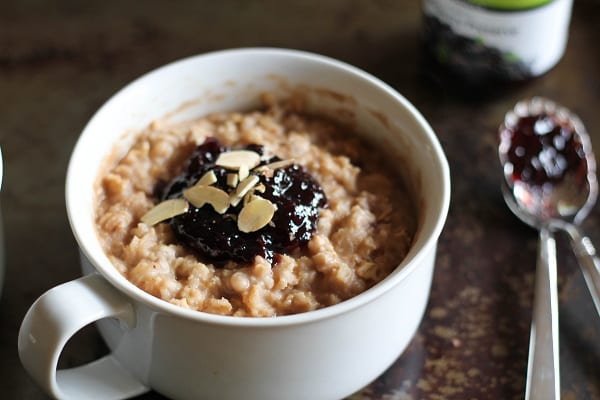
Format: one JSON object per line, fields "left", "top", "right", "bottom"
{"left": 142, "top": 137, "right": 327, "bottom": 264}
{"left": 499, "top": 99, "right": 594, "bottom": 221}
{"left": 500, "top": 108, "right": 587, "bottom": 188}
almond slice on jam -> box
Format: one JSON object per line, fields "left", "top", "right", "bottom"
{"left": 229, "top": 175, "right": 260, "bottom": 207}
{"left": 238, "top": 164, "right": 250, "bottom": 181}
{"left": 237, "top": 196, "right": 276, "bottom": 233}
{"left": 183, "top": 185, "right": 230, "bottom": 214}
{"left": 226, "top": 173, "right": 239, "bottom": 187}
{"left": 141, "top": 198, "right": 189, "bottom": 226}
{"left": 197, "top": 170, "right": 218, "bottom": 186}
{"left": 215, "top": 150, "right": 261, "bottom": 171}
{"left": 255, "top": 159, "right": 294, "bottom": 172}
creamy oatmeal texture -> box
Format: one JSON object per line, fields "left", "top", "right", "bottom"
{"left": 96, "top": 97, "right": 415, "bottom": 317}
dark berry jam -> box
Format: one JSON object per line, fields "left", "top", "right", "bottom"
{"left": 499, "top": 112, "right": 587, "bottom": 187}
{"left": 160, "top": 138, "right": 327, "bottom": 264}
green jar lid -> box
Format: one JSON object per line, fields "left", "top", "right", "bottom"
{"left": 468, "top": 0, "right": 552, "bottom": 10}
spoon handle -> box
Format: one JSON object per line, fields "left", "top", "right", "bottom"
{"left": 561, "top": 223, "right": 600, "bottom": 316}
{"left": 526, "top": 226, "right": 560, "bottom": 400}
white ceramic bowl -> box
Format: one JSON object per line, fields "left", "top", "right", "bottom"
{"left": 19, "top": 48, "right": 450, "bottom": 400}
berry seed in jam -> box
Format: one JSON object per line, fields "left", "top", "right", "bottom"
{"left": 499, "top": 110, "right": 587, "bottom": 188}
{"left": 159, "top": 138, "right": 327, "bottom": 264}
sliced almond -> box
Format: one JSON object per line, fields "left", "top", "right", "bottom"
{"left": 226, "top": 173, "right": 238, "bottom": 187}
{"left": 242, "top": 186, "right": 264, "bottom": 206}
{"left": 237, "top": 196, "right": 276, "bottom": 233}
{"left": 243, "top": 192, "right": 261, "bottom": 206}
{"left": 141, "top": 198, "right": 189, "bottom": 226}
{"left": 230, "top": 194, "right": 243, "bottom": 208}
{"left": 258, "top": 168, "right": 274, "bottom": 178}
{"left": 215, "top": 150, "right": 260, "bottom": 170}
{"left": 229, "top": 175, "right": 260, "bottom": 207}
{"left": 197, "top": 170, "right": 217, "bottom": 186}
{"left": 183, "top": 185, "right": 230, "bottom": 214}
{"left": 238, "top": 164, "right": 249, "bottom": 181}
{"left": 255, "top": 159, "right": 295, "bottom": 172}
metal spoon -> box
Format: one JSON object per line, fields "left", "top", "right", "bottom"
{"left": 500, "top": 179, "right": 560, "bottom": 400}
{"left": 498, "top": 97, "right": 600, "bottom": 400}
{"left": 501, "top": 99, "right": 600, "bottom": 314}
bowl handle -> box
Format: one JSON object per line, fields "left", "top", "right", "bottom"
{"left": 18, "top": 273, "right": 149, "bottom": 399}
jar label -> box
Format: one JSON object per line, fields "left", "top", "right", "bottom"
{"left": 423, "top": 0, "right": 572, "bottom": 80}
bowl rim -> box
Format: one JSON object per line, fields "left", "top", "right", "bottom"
{"left": 66, "top": 47, "right": 451, "bottom": 328}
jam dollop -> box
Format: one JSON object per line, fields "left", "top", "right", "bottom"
{"left": 500, "top": 112, "right": 587, "bottom": 187}
{"left": 161, "top": 138, "right": 327, "bottom": 264}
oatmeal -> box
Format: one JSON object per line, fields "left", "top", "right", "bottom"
{"left": 96, "top": 97, "right": 416, "bottom": 317}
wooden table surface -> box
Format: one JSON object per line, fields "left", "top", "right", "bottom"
{"left": 1, "top": 1, "right": 599, "bottom": 398}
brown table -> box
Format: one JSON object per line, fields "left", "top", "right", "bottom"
{"left": 1, "top": 1, "right": 599, "bottom": 398}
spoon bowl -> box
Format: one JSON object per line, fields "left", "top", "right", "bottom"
{"left": 499, "top": 97, "right": 597, "bottom": 227}
{"left": 499, "top": 97, "right": 600, "bottom": 313}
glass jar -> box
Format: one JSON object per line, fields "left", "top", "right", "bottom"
{"left": 422, "top": 0, "right": 573, "bottom": 88}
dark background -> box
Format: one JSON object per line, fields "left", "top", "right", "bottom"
{"left": 1, "top": 1, "right": 599, "bottom": 398}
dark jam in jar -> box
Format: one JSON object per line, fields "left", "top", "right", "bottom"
{"left": 421, "top": 0, "right": 572, "bottom": 98}
{"left": 160, "top": 138, "right": 327, "bottom": 264}
{"left": 499, "top": 111, "right": 587, "bottom": 187}
{"left": 423, "top": 14, "right": 530, "bottom": 88}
